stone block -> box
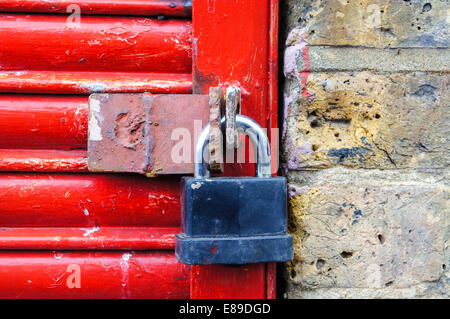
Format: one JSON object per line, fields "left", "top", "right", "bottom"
{"left": 286, "top": 168, "right": 448, "bottom": 294}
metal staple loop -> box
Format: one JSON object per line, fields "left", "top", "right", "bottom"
{"left": 195, "top": 115, "right": 272, "bottom": 179}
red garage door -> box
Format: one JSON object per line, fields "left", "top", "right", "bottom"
{"left": 0, "top": 0, "right": 278, "bottom": 298}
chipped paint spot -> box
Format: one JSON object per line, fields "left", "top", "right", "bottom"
{"left": 191, "top": 182, "right": 204, "bottom": 189}
{"left": 53, "top": 252, "right": 63, "bottom": 259}
{"left": 88, "top": 98, "right": 103, "bottom": 141}
{"left": 81, "top": 226, "right": 100, "bottom": 237}
{"left": 122, "top": 253, "right": 131, "bottom": 262}
{"left": 89, "top": 83, "right": 107, "bottom": 93}
{"left": 120, "top": 253, "right": 132, "bottom": 297}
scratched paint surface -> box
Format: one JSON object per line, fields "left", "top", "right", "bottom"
{"left": 0, "top": 174, "right": 181, "bottom": 227}
{"left": 0, "top": 149, "right": 88, "bottom": 172}
{"left": 0, "top": 173, "right": 184, "bottom": 296}
{"left": 0, "top": 12, "right": 194, "bottom": 171}
{"left": 0, "top": 70, "right": 192, "bottom": 94}
{"left": 0, "top": 251, "right": 189, "bottom": 298}
{"left": 0, "top": 15, "right": 192, "bottom": 73}
{"left": 0, "top": 95, "right": 88, "bottom": 149}
{"left": 0, "top": 3, "right": 194, "bottom": 298}
{"left": 0, "top": 0, "right": 192, "bottom": 16}
{"left": 0, "top": 226, "right": 178, "bottom": 250}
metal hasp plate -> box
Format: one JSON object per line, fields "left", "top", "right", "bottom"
{"left": 88, "top": 93, "right": 209, "bottom": 176}
{"left": 175, "top": 176, "right": 293, "bottom": 264}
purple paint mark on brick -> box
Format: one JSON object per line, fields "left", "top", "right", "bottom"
{"left": 288, "top": 184, "right": 308, "bottom": 198}
{"left": 283, "top": 28, "right": 309, "bottom": 140}
{"left": 287, "top": 141, "right": 313, "bottom": 170}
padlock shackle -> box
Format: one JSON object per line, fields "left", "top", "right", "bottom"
{"left": 194, "top": 114, "right": 272, "bottom": 178}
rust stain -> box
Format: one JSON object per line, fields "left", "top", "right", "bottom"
{"left": 114, "top": 112, "right": 146, "bottom": 150}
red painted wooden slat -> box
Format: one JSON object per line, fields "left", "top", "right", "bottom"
{"left": 0, "top": 0, "right": 191, "bottom": 17}
{"left": 0, "top": 149, "right": 88, "bottom": 172}
{"left": 0, "top": 226, "right": 177, "bottom": 250}
{"left": 0, "top": 95, "right": 88, "bottom": 150}
{"left": 0, "top": 2, "right": 194, "bottom": 300}
{"left": 0, "top": 174, "right": 180, "bottom": 227}
{"left": 0, "top": 14, "right": 192, "bottom": 73}
{"left": 0, "top": 71, "right": 192, "bottom": 94}
{"left": 0, "top": 251, "right": 189, "bottom": 298}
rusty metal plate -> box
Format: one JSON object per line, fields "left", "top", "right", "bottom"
{"left": 88, "top": 93, "right": 209, "bottom": 176}
{"left": 225, "top": 87, "right": 241, "bottom": 149}
{"left": 208, "top": 87, "right": 225, "bottom": 173}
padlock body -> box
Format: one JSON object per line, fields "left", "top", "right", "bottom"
{"left": 175, "top": 176, "right": 293, "bottom": 264}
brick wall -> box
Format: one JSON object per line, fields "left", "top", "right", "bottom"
{"left": 281, "top": 0, "right": 449, "bottom": 298}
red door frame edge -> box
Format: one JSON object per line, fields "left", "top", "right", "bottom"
{"left": 191, "top": 0, "right": 279, "bottom": 299}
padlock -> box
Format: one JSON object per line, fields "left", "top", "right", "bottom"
{"left": 175, "top": 115, "right": 293, "bottom": 264}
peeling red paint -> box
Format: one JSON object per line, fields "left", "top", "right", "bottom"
{"left": 0, "top": 71, "right": 192, "bottom": 94}
{"left": 0, "top": 251, "right": 189, "bottom": 298}
{"left": 0, "top": 14, "right": 192, "bottom": 73}
{"left": 0, "top": 149, "right": 88, "bottom": 172}
{"left": 0, "top": 174, "right": 181, "bottom": 227}
{"left": 0, "top": 0, "right": 192, "bottom": 17}
{"left": 0, "top": 95, "right": 88, "bottom": 150}
{"left": 0, "top": 226, "right": 178, "bottom": 250}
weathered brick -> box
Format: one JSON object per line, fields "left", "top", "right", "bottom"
{"left": 285, "top": 168, "right": 448, "bottom": 296}
{"left": 281, "top": 0, "right": 449, "bottom": 300}
{"left": 303, "top": 47, "right": 450, "bottom": 72}
{"left": 282, "top": 0, "right": 449, "bottom": 48}
{"left": 283, "top": 71, "right": 449, "bottom": 169}
{"left": 287, "top": 284, "right": 449, "bottom": 299}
